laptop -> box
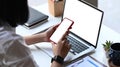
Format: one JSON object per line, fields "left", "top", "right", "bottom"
{"left": 62, "top": 0, "right": 104, "bottom": 62}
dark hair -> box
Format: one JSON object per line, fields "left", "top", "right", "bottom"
{"left": 0, "top": 0, "right": 29, "bottom": 27}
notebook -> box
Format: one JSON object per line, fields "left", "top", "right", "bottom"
{"left": 61, "top": 0, "right": 104, "bottom": 62}
{"left": 23, "top": 7, "right": 49, "bottom": 29}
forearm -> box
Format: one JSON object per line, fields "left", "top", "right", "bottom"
{"left": 24, "top": 33, "right": 46, "bottom": 45}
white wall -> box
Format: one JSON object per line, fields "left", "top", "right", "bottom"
{"left": 28, "top": 0, "right": 47, "bottom": 6}
{"left": 99, "top": 0, "right": 120, "bottom": 34}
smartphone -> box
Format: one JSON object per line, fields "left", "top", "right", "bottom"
{"left": 50, "top": 18, "right": 74, "bottom": 44}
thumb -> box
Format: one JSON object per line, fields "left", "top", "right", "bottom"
{"left": 51, "top": 42, "right": 57, "bottom": 46}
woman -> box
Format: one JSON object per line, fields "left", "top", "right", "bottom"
{"left": 0, "top": 0, "right": 70, "bottom": 67}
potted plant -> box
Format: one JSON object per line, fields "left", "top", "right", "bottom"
{"left": 102, "top": 40, "right": 113, "bottom": 58}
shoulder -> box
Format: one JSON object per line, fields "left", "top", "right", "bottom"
{"left": 0, "top": 26, "right": 30, "bottom": 56}
{"left": 0, "top": 27, "right": 23, "bottom": 45}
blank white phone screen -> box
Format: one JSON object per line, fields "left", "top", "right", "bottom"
{"left": 50, "top": 18, "right": 73, "bottom": 43}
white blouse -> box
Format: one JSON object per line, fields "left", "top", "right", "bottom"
{"left": 0, "top": 23, "right": 38, "bottom": 67}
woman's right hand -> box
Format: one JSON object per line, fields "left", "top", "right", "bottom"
{"left": 51, "top": 31, "right": 71, "bottom": 58}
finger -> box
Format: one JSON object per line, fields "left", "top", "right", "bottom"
{"left": 66, "top": 31, "right": 70, "bottom": 35}
{"left": 51, "top": 41, "right": 54, "bottom": 45}
{"left": 54, "top": 23, "right": 60, "bottom": 27}
{"left": 68, "top": 43, "right": 71, "bottom": 49}
{"left": 64, "top": 40, "right": 69, "bottom": 46}
{"left": 47, "top": 24, "right": 59, "bottom": 31}
{"left": 58, "top": 38, "right": 66, "bottom": 46}
{"left": 64, "top": 39, "right": 70, "bottom": 45}
{"left": 52, "top": 24, "right": 59, "bottom": 30}
{"left": 64, "top": 39, "right": 71, "bottom": 47}
{"left": 48, "top": 26, "right": 55, "bottom": 32}
{"left": 51, "top": 41, "right": 56, "bottom": 45}
{"left": 59, "top": 31, "right": 68, "bottom": 42}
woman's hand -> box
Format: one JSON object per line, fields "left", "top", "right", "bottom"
{"left": 24, "top": 24, "right": 59, "bottom": 45}
{"left": 51, "top": 31, "right": 71, "bottom": 67}
{"left": 44, "top": 24, "right": 71, "bottom": 58}
{"left": 43, "top": 24, "right": 59, "bottom": 42}
{"left": 51, "top": 31, "right": 71, "bottom": 58}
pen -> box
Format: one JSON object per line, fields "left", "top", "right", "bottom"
{"left": 87, "top": 59, "right": 99, "bottom": 67}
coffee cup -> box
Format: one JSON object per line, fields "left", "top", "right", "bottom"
{"left": 108, "top": 43, "right": 120, "bottom": 66}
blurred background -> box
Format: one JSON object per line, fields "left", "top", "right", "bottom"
{"left": 28, "top": 0, "right": 120, "bottom": 34}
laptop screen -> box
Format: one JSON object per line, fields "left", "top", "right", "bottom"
{"left": 62, "top": 0, "right": 103, "bottom": 46}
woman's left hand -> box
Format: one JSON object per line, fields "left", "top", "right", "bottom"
{"left": 43, "top": 24, "right": 59, "bottom": 42}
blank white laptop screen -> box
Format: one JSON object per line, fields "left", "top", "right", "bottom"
{"left": 63, "top": 0, "right": 103, "bottom": 46}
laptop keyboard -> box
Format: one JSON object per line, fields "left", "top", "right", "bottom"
{"left": 67, "top": 35, "right": 89, "bottom": 55}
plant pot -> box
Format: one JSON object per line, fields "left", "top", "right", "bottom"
{"left": 105, "top": 50, "right": 109, "bottom": 58}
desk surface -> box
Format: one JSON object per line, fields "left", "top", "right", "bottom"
{"left": 28, "top": 24, "right": 120, "bottom": 67}
{"left": 16, "top": 3, "right": 120, "bottom": 67}
{"left": 16, "top": 3, "right": 61, "bottom": 36}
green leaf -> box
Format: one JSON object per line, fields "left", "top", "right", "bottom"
{"left": 102, "top": 40, "right": 113, "bottom": 51}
